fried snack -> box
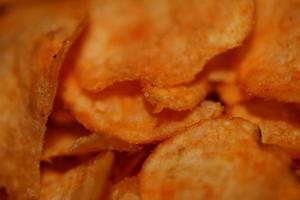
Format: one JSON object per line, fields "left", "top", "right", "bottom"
{"left": 41, "top": 152, "right": 114, "bottom": 200}
{"left": 61, "top": 72, "right": 223, "bottom": 143}
{"left": 110, "top": 176, "right": 140, "bottom": 200}
{"left": 228, "top": 100, "right": 300, "bottom": 157}
{"left": 142, "top": 76, "right": 211, "bottom": 112}
{"left": 0, "top": 1, "right": 85, "bottom": 199}
{"left": 75, "top": 0, "right": 254, "bottom": 92}
{"left": 216, "top": 81, "right": 249, "bottom": 106}
{"left": 238, "top": 0, "right": 300, "bottom": 102}
{"left": 140, "top": 119, "right": 300, "bottom": 200}
{"left": 43, "top": 126, "right": 142, "bottom": 161}
{"left": 204, "top": 50, "right": 250, "bottom": 106}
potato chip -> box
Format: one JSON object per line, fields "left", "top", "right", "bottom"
{"left": 203, "top": 49, "right": 250, "bottom": 105}
{"left": 41, "top": 152, "right": 114, "bottom": 200}
{"left": 228, "top": 100, "right": 300, "bottom": 157}
{"left": 140, "top": 119, "right": 300, "bottom": 200}
{"left": 49, "top": 98, "right": 77, "bottom": 127}
{"left": 42, "top": 126, "right": 88, "bottom": 161}
{"left": 61, "top": 72, "right": 223, "bottom": 143}
{"left": 110, "top": 176, "right": 140, "bottom": 200}
{"left": 216, "top": 82, "right": 250, "bottom": 106}
{"left": 142, "top": 75, "right": 211, "bottom": 112}
{"left": 0, "top": 1, "right": 85, "bottom": 199}
{"left": 205, "top": 50, "right": 238, "bottom": 83}
{"left": 41, "top": 166, "right": 63, "bottom": 188}
{"left": 238, "top": 0, "right": 300, "bottom": 102}
{"left": 43, "top": 126, "right": 142, "bottom": 161}
{"left": 74, "top": 0, "right": 254, "bottom": 92}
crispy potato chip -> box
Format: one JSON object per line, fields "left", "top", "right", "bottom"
{"left": 110, "top": 176, "right": 140, "bottom": 200}
{"left": 74, "top": 0, "right": 254, "bottom": 92}
{"left": 43, "top": 126, "right": 142, "bottom": 161}
{"left": 142, "top": 75, "right": 211, "bottom": 112}
{"left": 0, "top": 1, "right": 85, "bottom": 199}
{"left": 238, "top": 0, "right": 300, "bottom": 102}
{"left": 140, "top": 119, "right": 300, "bottom": 200}
{"left": 216, "top": 82, "right": 250, "bottom": 106}
{"left": 228, "top": 100, "right": 300, "bottom": 157}
{"left": 41, "top": 152, "right": 114, "bottom": 200}
{"left": 61, "top": 72, "right": 223, "bottom": 143}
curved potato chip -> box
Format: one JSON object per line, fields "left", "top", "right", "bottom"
{"left": 61, "top": 72, "right": 223, "bottom": 143}
{"left": 75, "top": 0, "right": 254, "bottom": 92}
{"left": 41, "top": 152, "right": 114, "bottom": 200}
{"left": 0, "top": 1, "right": 85, "bottom": 199}
{"left": 142, "top": 76, "right": 211, "bottom": 112}
{"left": 43, "top": 126, "right": 142, "bottom": 161}
{"left": 42, "top": 126, "right": 88, "bottom": 161}
{"left": 110, "top": 176, "right": 140, "bottom": 200}
{"left": 228, "top": 100, "right": 300, "bottom": 157}
{"left": 238, "top": 0, "right": 300, "bottom": 102}
{"left": 140, "top": 118, "right": 300, "bottom": 200}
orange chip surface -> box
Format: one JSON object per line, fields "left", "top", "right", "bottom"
{"left": 43, "top": 126, "right": 142, "bottom": 161}
{"left": 238, "top": 0, "right": 300, "bottom": 102}
{"left": 49, "top": 97, "right": 77, "bottom": 126}
{"left": 74, "top": 0, "right": 254, "bottom": 92}
{"left": 142, "top": 75, "right": 211, "bottom": 112}
{"left": 203, "top": 49, "right": 250, "bottom": 106}
{"left": 140, "top": 119, "right": 300, "bottom": 200}
{"left": 110, "top": 176, "right": 140, "bottom": 200}
{"left": 216, "top": 82, "right": 249, "bottom": 106}
{"left": 61, "top": 72, "right": 223, "bottom": 143}
{"left": 0, "top": 1, "right": 85, "bottom": 199}
{"left": 41, "top": 152, "right": 114, "bottom": 200}
{"left": 228, "top": 100, "right": 300, "bottom": 157}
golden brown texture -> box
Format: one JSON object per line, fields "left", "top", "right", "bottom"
{"left": 42, "top": 126, "right": 142, "bottom": 161}
{"left": 61, "top": 72, "right": 223, "bottom": 143}
{"left": 142, "top": 75, "right": 211, "bottom": 112}
{"left": 238, "top": 0, "right": 300, "bottom": 102}
{"left": 228, "top": 100, "right": 300, "bottom": 157}
{"left": 74, "top": 0, "right": 254, "bottom": 91}
{"left": 140, "top": 119, "right": 300, "bottom": 200}
{"left": 41, "top": 152, "right": 114, "bottom": 200}
{"left": 0, "top": 1, "right": 85, "bottom": 199}
{"left": 110, "top": 176, "right": 140, "bottom": 200}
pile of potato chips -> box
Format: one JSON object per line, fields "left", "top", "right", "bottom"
{"left": 0, "top": 0, "right": 300, "bottom": 199}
